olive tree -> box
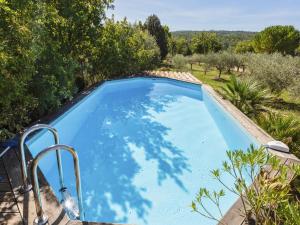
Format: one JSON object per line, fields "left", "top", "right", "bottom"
{"left": 186, "top": 54, "right": 201, "bottom": 70}
{"left": 199, "top": 54, "right": 214, "bottom": 75}
{"left": 247, "top": 53, "right": 300, "bottom": 93}
{"left": 172, "top": 54, "right": 187, "bottom": 69}
{"left": 209, "top": 53, "right": 228, "bottom": 79}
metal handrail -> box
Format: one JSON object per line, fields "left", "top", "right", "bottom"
{"left": 0, "top": 146, "right": 11, "bottom": 158}
{"left": 31, "top": 144, "right": 84, "bottom": 225}
{"left": 19, "top": 124, "right": 64, "bottom": 193}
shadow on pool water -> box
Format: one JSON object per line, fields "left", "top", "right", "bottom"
{"left": 70, "top": 82, "right": 192, "bottom": 223}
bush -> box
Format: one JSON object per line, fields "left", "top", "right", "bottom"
{"left": 235, "top": 40, "right": 255, "bottom": 54}
{"left": 247, "top": 53, "right": 300, "bottom": 94}
{"left": 256, "top": 112, "right": 300, "bottom": 157}
{"left": 222, "top": 76, "right": 271, "bottom": 117}
{"left": 0, "top": 2, "right": 161, "bottom": 141}
{"left": 172, "top": 54, "right": 187, "bottom": 69}
{"left": 192, "top": 145, "right": 300, "bottom": 225}
{"left": 253, "top": 25, "right": 300, "bottom": 55}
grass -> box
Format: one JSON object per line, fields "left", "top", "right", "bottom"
{"left": 191, "top": 64, "right": 300, "bottom": 122}
{"left": 159, "top": 63, "right": 300, "bottom": 122}
{"left": 189, "top": 64, "right": 231, "bottom": 92}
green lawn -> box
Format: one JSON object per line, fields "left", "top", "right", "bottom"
{"left": 160, "top": 63, "right": 300, "bottom": 122}
{"left": 189, "top": 64, "right": 231, "bottom": 92}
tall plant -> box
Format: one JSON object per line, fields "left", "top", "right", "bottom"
{"left": 222, "top": 76, "right": 271, "bottom": 117}
{"left": 257, "top": 112, "right": 300, "bottom": 157}
{"left": 192, "top": 145, "right": 300, "bottom": 225}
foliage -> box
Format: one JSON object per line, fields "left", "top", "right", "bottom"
{"left": 172, "top": 37, "right": 192, "bottom": 56}
{"left": 0, "top": 0, "right": 37, "bottom": 139}
{"left": 145, "top": 14, "right": 168, "bottom": 59}
{"left": 235, "top": 53, "right": 248, "bottom": 72}
{"left": 247, "top": 53, "right": 300, "bottom": 94}
{"left": 222, "top": 76, "right": 271, "bottom": 117}
{"left": 95, "top": 19, "right": 160, "bottom": 79}
{"left": 208, "top": 52, "right": 229, "bottom": 78}
{"left": 296, "top": 45, "right": 300, "bottom": 56}
{"left": 235, "top": 40, "right": 255, "bottom": 53}
{"left": 199, "top": 54, "right": 213, "bottom": 75}
{"left": 222, "top": 52, "right": 239, "bottom": 73}
{"left": 172, "top": 30, "right": 256, "bottom": 50}
{"left": 191, "top": 32, "right": 222, "bottom": 54}
{"left": 186, "top": 54, "right": 201, "bottom": 70}
{"left": 254, "top": 25, "right": 300, "bottom": 55}
{"left": 256, "top": 112, "right": 300, "bottom": 157}
{"left": 172, "top": 54, "right": 187, "bottom": 69}
{"left": 192, "top": 145, "right": 300, "bottom": 225}
{"left": 0, "top": 1, "right": 161, "bottom": 141}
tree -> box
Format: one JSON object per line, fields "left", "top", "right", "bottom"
{"left": 0, "top": 0, "right": 37, "bottom": 139}
{"left": 235, "top": 40, "right": 255, "bottom": 53}
{"left": 247, "top": 53, "right": 299, "bottom": 94}
{"left": 191, "top": 32, "right": 222, "bottom": 54}
{"left": 0, "top": 1, "right": 161, "bottom": 141}
{"left": 145, "top": 14, "right": 168, "bottom": 59}
{"left": 295, "top": 45, "right": 300, "bottom": 56}
{"left": 186, "top": 54, "right": 201, "bottom": 70}
{"left": 172, "top": 54, "right": 187, "bottom": 69}
{"left": 209, "top": 52, "right": 228, "bottom": 79}
{"left": 254, "top": 25, "right": 300, "bottom": 55}
{"left": 174, "top": 37, "right": 192, "bottom": 56}
{"left": 95, "top": 19, "right": 160, "bottom": 79}
{"left": 222, "top": 52, "right": 238, "bottom": 73}
{"left": 199, "top": 54, "right": 214, "bottom": 75}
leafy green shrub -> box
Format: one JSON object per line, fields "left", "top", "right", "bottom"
{"left": 0, "top": 1, "right": 37, "bottom": 139}
{"left": 222, "top": 76, "right": 271, "bottom": 117}
{"left": 235, "top": 40, "right": 255, "bottom": 54}
{"left": 0, "top": 1, "right": 161, "bottom": 141}
{"left": 191, "top": 32, "right": 222, "bottom": 54}
{"left": 172, "top": 54, "right": 187, "bottom": 69}
{"left": 247, "top": 53, "right": 300, "bottom": 94}
{"left": 192, "top": 145, "right": 300, "bottom": 225}
{"left": 256, "top": 112, "right": 300, "bottom": 157}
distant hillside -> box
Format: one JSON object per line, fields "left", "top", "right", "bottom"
{"left": 172, "top": 30, "right": 257, "bottom": 49}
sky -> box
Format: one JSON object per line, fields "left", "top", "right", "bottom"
{"left": 108, "top": 0, "right": 300, "bottom": 32}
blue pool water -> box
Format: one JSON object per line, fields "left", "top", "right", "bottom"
{"left": 27, "top": 78, "right": 257, "bottom": 225}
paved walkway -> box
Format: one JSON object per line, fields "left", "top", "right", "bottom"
{"left": 0, "top": 156, "right": 23, "bottom": 225}
{"left": 144, "top": 70, "right": 201, "bottom": 84}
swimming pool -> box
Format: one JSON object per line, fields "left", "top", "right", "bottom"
{"left": 27, "top": 78, "right": 257, "bottom": 225}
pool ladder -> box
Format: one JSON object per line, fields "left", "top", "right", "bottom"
{"left": 19, "top": 124, "right": 84, "bottom": 225}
